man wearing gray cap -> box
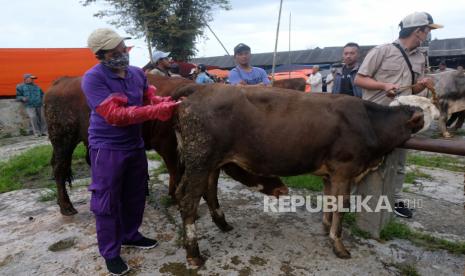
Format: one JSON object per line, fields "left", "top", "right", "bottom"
{"left": 355, "top": 12, "right": 443, "bottom": 219}
{"left": 149, "top": 50, "right": 172, "bottom": 77}
{"left": 82, "top": 28, "right": 179, "bottom": 275}
{"left": 16, "top": 73, "right": 47, "bottom": 137}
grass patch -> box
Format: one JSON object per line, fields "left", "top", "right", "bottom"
{"left": 0, "top": 143, "right": 88, "bottom": 193}
{"left": 146, "top": 151, "right": 162, "bottom": 161}
{"left": 381, "top": 220, "right": 465, "bottom": 255}
{"left": 281, "top": 174, "right": 323, "bottom": 191}
{"left": 343, "top": 212, "right": 372, "bottom": 239}
{"left": 404, "top": 168, "right": 433, "bottom": 184}
{"left": 453, "top": 129, "right": 465, "bottom": 136}
{"left": 393, "top": 263, "right": 420, "bottom": 276}
{"left": 38, "top": 186, "right": 57, "bottom": 202}
{"left": 160, "top": 195, "right": 175, "bottom": 208}
{"left": 151, "top": 161, "right": 168, "bottom": 178}
{"left": 406, "top": 153, "right": 465, "bottom": 172}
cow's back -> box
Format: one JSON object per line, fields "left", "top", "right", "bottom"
{"left": 272, "top": 78, "right": 306, "bottom": 91}
{"left": 178, "top": 85, "right": 375, "bottom": 175}
{"left": 44, "top": 76, "right": 90, "bottom": 145}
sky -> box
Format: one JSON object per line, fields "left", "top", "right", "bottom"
{"left": 1, "top": 0, "right": 465, "bottom": 67}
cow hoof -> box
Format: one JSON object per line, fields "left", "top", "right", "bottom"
{"left": 272, "top": 186, "right": 289, "bottom": 197}
{"left": 333, "top": 241, "right": 351, "bottom": 259}
{"left": 442, "top": 132, "right": 453, "bottom": 138}
{"left": 219, "top": 223, "right": 234, "bottom": 232}
{"left": 187, "top": 256, "right": 205, "bottom": 268}
{"left": 60, "top": 206, "right": 78, "bottom": 216}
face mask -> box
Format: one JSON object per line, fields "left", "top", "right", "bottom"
{"left": 101, "top": 53, "right": 129, "bottom": 70}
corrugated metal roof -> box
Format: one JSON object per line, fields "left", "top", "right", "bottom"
{"left": 429, "top": 38, "right": 465, "bottom": 57}
{"left": 191, "top": 38, "right": 465, "bottom": 69}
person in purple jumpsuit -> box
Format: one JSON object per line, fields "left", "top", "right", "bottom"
{"left": 82, "top": 28, "right": 179, "bottom": 275}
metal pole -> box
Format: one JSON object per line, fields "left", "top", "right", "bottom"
{"left": 288, "top": 12, "right": 291, "bottom": 79}
{"left": 271, "top": 0, "right": 284, "bottom": 85}
{"left": 206, "top": 23, "right": 231, "bottom": 57}
{"left": 145, "top": 22, "right": 154, "bottom": 63}
{"left": 401, "top": 136, "right": 465, "bottom": 156}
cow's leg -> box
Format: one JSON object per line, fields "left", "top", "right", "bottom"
{"left": 52, "top": 142, "right": 79, "bottom": 216}
{"left": 453, "top": 111, "right": 465, "bottom": 130}
{"left": 203, "top": 169, "right": 233, "bottom": 232}
{"left": 176, "top": 173, "right": 208, "bottom": 268}
{"left": 439, "top": 108, "right": 452, "bottom": 138}
{"left": 322, "top": 176, "right": 333, "bottom": 234}
{"left": 329, "top": 178, "right": 351, "bottom": 259}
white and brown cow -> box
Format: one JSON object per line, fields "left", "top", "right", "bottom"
{"left": 427, "top": 68, "right": 465, "bottom": 137}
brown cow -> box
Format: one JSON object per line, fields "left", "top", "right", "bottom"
{"left": 44, "top": 75, "right": 288, "bottom": 216}
{"left": 172, "top": 84, "right": 425, "bottom": 267}
{"left": 272, "top": 78, "right": 306, "bottom": 91}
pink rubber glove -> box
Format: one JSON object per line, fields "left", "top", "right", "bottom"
{"left": 96, "top": 93, "right": 180, "bottom": 126}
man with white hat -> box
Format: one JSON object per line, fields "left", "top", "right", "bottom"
{"left": 149, "top": 50, "right": 172, "bottom": 77}
{"left": 355, "top": 12, "right": 443, "bottom": 219}
{"left": 82, "top": 28, "right": 179, "bottom": 275}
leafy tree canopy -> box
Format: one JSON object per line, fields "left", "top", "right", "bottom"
{"left": 82, "top": 0, "right": 230, "bottom": 61}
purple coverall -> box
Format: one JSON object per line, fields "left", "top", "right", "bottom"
{"left": 82, "top": 64, "right": 149, "bottom": 260}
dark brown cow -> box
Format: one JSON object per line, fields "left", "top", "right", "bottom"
{"left": 272, "top": 78, "right": 306, "bottom": 91}
{"left": 44, "top": 75, "right": 288, "bottom": 216}
{"left": 171, "top": 84, "right": 424, "bottom": 267}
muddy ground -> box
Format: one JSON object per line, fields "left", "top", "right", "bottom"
{"left": 0, "top": 135, "right": 464, "bottom": 275}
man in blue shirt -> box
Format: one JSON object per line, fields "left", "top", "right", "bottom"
{"left": 195, "top": 64, "right": 214, "bottom": 84}
{"left": 16, "top": 74, "right": 47, "bottom": 137}
{"left": 228, "top": 43, "right": 270, "bottom": 86}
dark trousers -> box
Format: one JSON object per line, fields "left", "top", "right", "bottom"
{"left": 89, "top": 148, "right": 148, "bottom": 259}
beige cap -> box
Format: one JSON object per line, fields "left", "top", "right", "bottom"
{"left": 400, "top": 12, "right": 443, "bottom": 30}
{"left": 87, "top": 28, "right": 130, "bottom": 54}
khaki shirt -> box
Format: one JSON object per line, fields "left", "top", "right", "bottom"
{"left": 358, "top": 40, "right": 425, "bottom": 105}
{"left": 149, "top": 67, "right": 170, "bottom": 77}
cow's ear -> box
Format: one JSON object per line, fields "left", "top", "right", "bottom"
{"left": 407, "top": 111, "right": 424, "bottom": 131}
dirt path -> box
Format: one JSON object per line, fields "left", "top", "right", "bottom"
{"left": 0, "top": 135, "right": 464, "bottom": 275}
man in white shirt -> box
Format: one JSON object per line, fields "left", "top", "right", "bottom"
{"left": 325, "top": 68, "right": 336, "bottom": 93}
{"left": 307, "top": 65, "right": 322, "bottom": 92}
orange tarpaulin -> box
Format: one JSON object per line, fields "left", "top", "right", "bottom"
{"left": 207, "top": 68, "right": 229, "bottom": 79}
{"left": 270, "top": 71, "right": 312, "bottom": 92}
{"left": 0, "top": 48, "right": 98, "bottom": 96}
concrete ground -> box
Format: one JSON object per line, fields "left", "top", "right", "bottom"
{"left": 0, "top": 135, "right": 464, "bottom": 275}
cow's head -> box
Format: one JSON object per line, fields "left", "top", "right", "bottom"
{"left": 390, "top": 95, "right": 438, "bottom": 133}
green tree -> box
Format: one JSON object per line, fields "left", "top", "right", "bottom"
{"left": 82, "top": 0, "right": 230, "bottom": 61}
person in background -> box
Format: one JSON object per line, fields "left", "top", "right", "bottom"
{"left": 195, "top": 64, "right": 214, "bottom": 84}
{"left": 354, "top": 11, "right": 442, "bottom": 218}
{"left": 149, "top": 50, "right": 171, "bottom": 77}
{"left": 228, "top": 43, "right": 270, "bottom": 86}
{"left": 307, "top": 65, "right": 322, "bottom": 92}
{"left": 82, "top": 28, "right": 179, "bottom": 275}
{"left": 169, "top": 63, "right": 182, "bottom": 78}
{"left": 437, "top": 60, "right": 448, "bottom": 72}
{"left": 332, "top": 42, "right": 363, "bottom": 97}
{"left": 325, "top": 68, "right": 336, "bottom": 93}
{"left": 16, "top": 73, "right": 47, "bottom": 137}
